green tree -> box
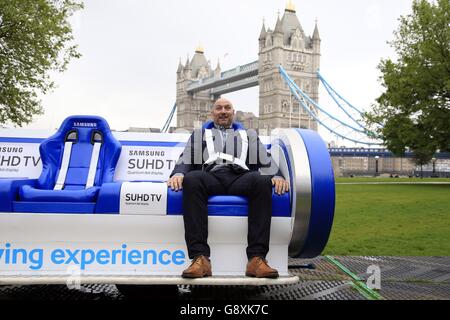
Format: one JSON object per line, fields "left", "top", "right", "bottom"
{"left": 0, "top": 0, "right": 83, "bottom": 126}
{"left": 366, "top": 0, "right": 450, "bottom": 161}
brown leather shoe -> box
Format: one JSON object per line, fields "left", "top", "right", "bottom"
{"left": 182, "top": 255, "right": 212, "bottom": 278}
{"left": 246, "top": 257, "right": 279, "bottom": 278}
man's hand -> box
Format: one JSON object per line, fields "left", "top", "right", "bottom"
{"left": 167, "top": 175, "right": 184, "bottom": 191}
{"left": 272, "top": 177, "right": 289, "bottom": 195}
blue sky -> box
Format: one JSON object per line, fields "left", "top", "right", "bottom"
{"left": 30, "top": 0, "right": 413, "bottom": 143}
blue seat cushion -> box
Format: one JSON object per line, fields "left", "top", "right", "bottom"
{"left": 167, "top": 188, "right": 291, "bottom": 217}
{"left": 19, "top": 185, "right": 100, "bottom": 202}
{"left": 207, "top": 196, "right": 250, "bottom": 216}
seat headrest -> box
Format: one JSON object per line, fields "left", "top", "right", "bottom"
{"left": 57, "top": 115, "right": 111, "bottom": 136}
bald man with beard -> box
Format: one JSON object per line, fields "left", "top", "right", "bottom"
{"left": 168, "top": 98, "right": 289, "bottom": 279}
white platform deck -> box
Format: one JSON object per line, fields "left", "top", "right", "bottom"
{"left": 0, "top": 274, "right": 299, "bottom": 286}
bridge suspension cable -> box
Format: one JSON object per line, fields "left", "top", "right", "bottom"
{"left": 317, "top": 71, "right": 382, "bottom": 136}
{"left": 317, "top": 71, "right": 365, "bottom": 130}
{"left": 278, "top": 65, "right": 383, "bottom": 147}
{"left": 161, "top": 103, "right": 177, "bottom": 133}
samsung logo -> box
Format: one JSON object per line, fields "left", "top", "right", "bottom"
{"left": 0, "top": 147, "right": 23, "bottom": 153}
{"left": 73, "top": 122, "right": 97, "bottom": 128}
{"left": 129, "top": 150, "right": 166, "bottom": 157}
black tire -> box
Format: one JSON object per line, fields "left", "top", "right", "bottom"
{"left": 116, "top": 284, "right": 178, "bottom": 300}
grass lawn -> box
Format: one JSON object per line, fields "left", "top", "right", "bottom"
{"left": 322, "top": 178, "right": 450, "bottom": 256}
{"left": 337, "top": 177, "right": 450, "bottom": 183}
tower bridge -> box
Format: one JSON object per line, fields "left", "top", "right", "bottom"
{"left": 176, "top": 2, "right": 320, "bottom": 134}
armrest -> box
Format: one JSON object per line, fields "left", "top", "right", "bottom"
{"left": 269, "top": 141, "right": 294, "bottom": 201}
{"left": 167, "top": 187, "right": 183, "bottom": 215}
{"left": 0, "top": 179, "right": 37, "bottom": 212}
{"left": 95, "top": 182, "right": 123, "bottom": 214}
{"left": 271, "top": 186, "right": 290, "bottom": 217}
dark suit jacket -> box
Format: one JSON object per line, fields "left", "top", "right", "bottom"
{"left": 170, "top": 126, "right": 283, "bottom": 179}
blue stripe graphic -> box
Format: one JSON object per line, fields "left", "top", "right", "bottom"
{"left": 0, "top": 137, "right": 187, "bottom": 148}
{"left": 0, "top": 137, "right": 45, "bottom": 143}
{"left": 119, "top": 141, "right": 186, "bottom": 147}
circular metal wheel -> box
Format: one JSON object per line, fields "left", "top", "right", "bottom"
{"left": 272, "top": 129, "right": 335, "bottom": 258}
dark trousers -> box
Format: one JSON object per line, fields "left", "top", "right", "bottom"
{"left": 182, "top": 169, "right": 273, "bottom": 260}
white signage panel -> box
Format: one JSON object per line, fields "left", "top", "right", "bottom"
{"left": 0, "top": 241, "right": 187, "bottom": 275}
{"left": 0, "top": 142, "right": 42, "bottom": 178}
{"left": 113, "top": 145, "right": 184, "bottom": 182}
{"left": 120, "top": 182, "right": 168, "bottom": 215}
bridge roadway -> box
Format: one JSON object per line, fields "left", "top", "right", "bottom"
{"left": 1, "top": 256, "right": 449, "bottom": 300}
{"left": 187, "top": 61, "right": 259, "bottom": 95}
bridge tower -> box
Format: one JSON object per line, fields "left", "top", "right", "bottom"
{"left": 176, "top": 46, "right": 218, "bottom": 131}
{"left": 258, "top": 2, "right": 321, "bottom": 134}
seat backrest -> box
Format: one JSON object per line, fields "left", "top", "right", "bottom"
{"left": 36, "top": 116, "right": 122, "bottom": 190}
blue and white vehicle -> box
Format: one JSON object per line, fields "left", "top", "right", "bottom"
{"left": 0, "top": 115, "right": 335, "bottom": 293}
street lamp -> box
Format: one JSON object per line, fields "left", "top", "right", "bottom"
{"left": 374, "top": 156, "right": 380, "bottom": 177}
{"left": 338, "top": 156, "right": 344, "bottom": 177}
{"left": 432, "top": 157, "right": 437, "bottom": 177}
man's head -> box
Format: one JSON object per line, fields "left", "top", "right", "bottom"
{"left": 211, "top": 98, "right": 235, "bottom": 128}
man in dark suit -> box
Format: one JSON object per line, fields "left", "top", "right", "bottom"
{"left": 167, "top": 98, "right": 289, "bottom": 278}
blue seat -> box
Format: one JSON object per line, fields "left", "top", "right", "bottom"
{"left": 13, "top": 115, "right": 122, "bottom": 213}
{"left": 164, "top": 120, "right": 292, "bottom": 218}
{"left": 0, "top": 116, "right": 291, "bottom": 216}
{"left": 166, "top": 186, "right": 291, "bottom": 217}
